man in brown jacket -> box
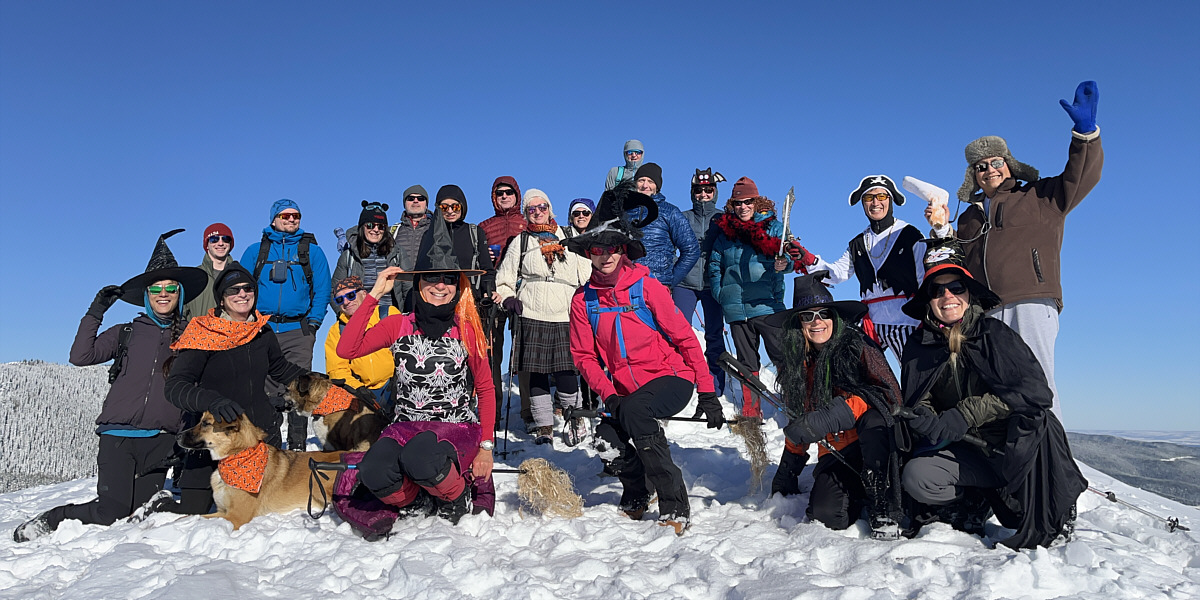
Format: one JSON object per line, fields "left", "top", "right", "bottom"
{"left": 926, "top": 81, "right": 1102, "bottom": 421}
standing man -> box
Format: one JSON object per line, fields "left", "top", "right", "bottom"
{"left": 605, "top": 140, "right": 645, "bottom": 191}
{"left": 185, "top": 222, "right": 239, "bottom": 318}
{"left": 389, "top": 185, "right": 433, "bottom": 310}
{"left": 628, "top": 163, "right": 699, "bottom": 290}
{"left": 926, "top": 81, "right": 1103, "bottom": 421}
{"left": 241, "top": 199, "right": 332, "bottom": 450}
{"left": 481, "top": 176, "right": 527, "bottom": 427}
{"left": 675, "top": 168, "right": 728, "bottom": 397}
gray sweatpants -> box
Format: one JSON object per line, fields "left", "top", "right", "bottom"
{"left": 270, "top": 327, "right": 316, "bottom": 450}
{"left": 986, "top": 298, "right": 1060, "bottom": 422}
{"left": 902, "top": 445, "right": 1003, "bottom": 506}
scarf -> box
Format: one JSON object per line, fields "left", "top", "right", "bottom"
{"left": 715, "top": 213, "right": 806, "bottom": 272}
{"left": 413, "top": 288, "right": 459, "bottom": 339}
{"left": 217, "top": 441, "right": 269, "bottom": 494}
{"left": 172, "top": 312, "right": 269, "bottom": 351}
{"left": 312, "top": 384, "right": 357, "bottom": 417}
{"left": 590, "top": 256, "right": 633, "bottom": 289}
{"left": 527, "top": 221, "right": 566, "bottom": 266}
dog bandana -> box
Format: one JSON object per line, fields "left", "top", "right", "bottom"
{"left": 312, "top": 385, "right": 357, "bottom": 417}
{"left": 217, "top": 441, "right": 269, "bottom": 493}
{"left": 172, "top": 312, "right": 272, "bottom": 351}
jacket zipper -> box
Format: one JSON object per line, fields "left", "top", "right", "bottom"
{"left": 1031, "top": 248, "right": 1045, "bottom": 283}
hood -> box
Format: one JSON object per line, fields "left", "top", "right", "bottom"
{"left": 435, "top": 184, "right": 469, "bottom": 221}
{"left": 623, "top": 140, "right": 645, "bottom": 170}
{"left": 490, "top": 176, "right": 523, "bottom": 217}
{"left": 690, "top": 195, "right": 719, "bottom": 218}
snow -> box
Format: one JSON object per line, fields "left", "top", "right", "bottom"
{"left": 2, "top": 395, "right": 1198, "bottom": 600}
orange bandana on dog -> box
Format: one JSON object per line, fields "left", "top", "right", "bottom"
{"left": 217, "top": 441, "right": 269, "bottom": 494}
{"left": 172, "top": 312, "right": 272, "bottom": 352}
{"left": 312, "top": 385, "right": 356, "bottom": 417}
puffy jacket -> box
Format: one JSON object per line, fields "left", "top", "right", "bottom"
{"left": 479, "top": 176, "right": 527, "bottom": 262}
{"left": 628, "top": 194, "right": 699, "bottom": 288}
{"left": 708, "top": 210, "right": 787, "bottom": 323}
{"left": 325, "top": 304, "right": 401, "bottom": 390}
{"left": 330, "top": 225, "right": 404, "bottom": 310}
{"left": 70, "top": 314, "right": 183, "bottom": 433}
{"left": 570, "top": 261, "right": 715, "bottom": 400}
{"left": 389, "top": 210, "right": 433, "bottom": 309}
{"left": 240, "top": 228, "right": 332, "bottom": 333}
{"left": 494, "top": 230, "right": 593, "bottom": 323}
{"left": 679, "top": 197, "right": 722, "bottom": 291}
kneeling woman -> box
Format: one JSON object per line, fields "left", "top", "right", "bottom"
{"left": 336, "top": 213, "right": 495, "bottom": 523}
{"left": 565, "top": 183, "right": 722, "bottom": 535}
{"left": 898, "top": 240, "right": 1085, "bottom": 549}
{"left": 767, "top": 271, "right": 903, "bottom": 539}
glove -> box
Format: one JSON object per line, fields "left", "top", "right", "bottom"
{"left": 86, "top": 285, "right": 124, "bottom": 320}
{"left": 209, "top": 397, "right": 245, "bottom": 423}
{"left": 603, "top": 394, "right": 624, "bottom": 416}
{"left": 786, "top": 239, "right": 818, "bottom": 271}
{"left": 334, "top": 227, "right": 348, "bottom": 253}
{"left": 1059, "top": 80, "right": 1098, "bottom": 134}
{"left": 267, "top": 393, "right": 295, "bottom": 412}
{"left": 901, "top": 404, "right": 968, "bottom": 444}
{"left": 696, "top": 391, "right": 725, "bottom": 430}
{"left": 783, "top": 399, "right": 856, "bottom": 445}
{"left": 502, "top": 297, "right": 523, "bottom": 316}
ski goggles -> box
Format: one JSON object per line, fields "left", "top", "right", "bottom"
{"left": 797, "top": 308, "right": 834, "bottom": 323}
{"left": 929, "top": 279, "right": 968, "bottom": 297}
{"left": 975, "top": 158, "right": 1006, "bottom": 173}
{"left": 334, "top": 290, "right": 361, "bottom": 305}
{"left": 586, "top": 244, "right": 625, "bottom": 257}
{"left": 420, "top": 273, "right": 459, "bottom": 285}
{"left": 206, "top": 235, "right": 233, "bottom": 245}
{"left": 147, "top": 284, "right": 180, "bottom": 295}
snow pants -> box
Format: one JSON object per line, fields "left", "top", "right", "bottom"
{"left": 806, "top": 411, "right": 895, "bottom": 530}
{"left": 729, "top": 315, "right": 787, "bottom": 418}
{"left": 987, "top": 299, "right": 1060, "bottom": 421}
{"left": 43, "top": 434, "right": 176, "bottom": 529}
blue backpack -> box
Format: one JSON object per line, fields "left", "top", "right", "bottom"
{"left": 582, "top": 278, "right": 661, "bottom": 360}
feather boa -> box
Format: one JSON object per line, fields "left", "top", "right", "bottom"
{"left": 715, "top": 213, "right": 806, "bottom": 272}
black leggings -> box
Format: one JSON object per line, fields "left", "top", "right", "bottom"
{"left": 527, "top": 371, "right": 579, "bottom": 396}
{"left": 45, "top": 434, "right": 176, "bottom": 529}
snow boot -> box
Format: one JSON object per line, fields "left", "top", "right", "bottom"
{"left": 535, "top": 426, "right": 554, "bottom": 446}
{"left": 658, "top": 513, "right": 691, "bottom": 536}
{"left": 863, "top": 468, "right": 900, "bottom": 541}
{"left": 13, "top": 510, "right": 57, "bottom": 543}
{"left": 619, "top": 491, "right": 651, "bottom": 520}
{"left": 771, "top": 444, "right": 808, "bottom": 497}
{"left": 946, "top": 489, "right": 993, "bottom": 538}
{"left": 128, "top": 489, "right": 176, "bottom": 524}
{"left": 434, "top": 487, "right": 472, "bottom": 525}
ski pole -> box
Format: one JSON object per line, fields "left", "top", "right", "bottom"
{"left": 499, "top": 312, "right": 521, "bottom": 459}
{"left": 1086, "top": 486, "right": 1190, "bottom": 533}
{"left": 565, "top": 408, "right": 739, "bottom": 425}
{"left": 892, "top": 406, "right": 1000, "bottom": 456}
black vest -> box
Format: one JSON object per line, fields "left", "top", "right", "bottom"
{"left": 849, "top": 225, "right": 923, "bottom": 298}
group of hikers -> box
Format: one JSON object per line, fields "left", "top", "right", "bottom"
{"left": 14, "top": 81, "right": 1101, "bottom": 550}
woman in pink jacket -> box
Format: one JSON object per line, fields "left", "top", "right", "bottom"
{"left": 566, "top": 182, "right": 723, "bottom": 536}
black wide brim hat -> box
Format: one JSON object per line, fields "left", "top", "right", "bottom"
{"left": 764, "top": 270, "right": 868, "bottom": 329}
{"left": 565, "top": 181, "right": 657, "bottom": 262}
{"left": 564, "top": 226, "right": 648, "bottom": 261}
{"left": 119, "top": 229, "right": 209, "bottom": 306}
{"left": 399, "top": 203, "right": 486, "bottom": 280}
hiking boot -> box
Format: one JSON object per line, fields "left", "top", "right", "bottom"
{"left": 13, "top": 511, "right": 55, "bottom": 543}
{"left": 435, "top": 489, "right": 472, "bottom": 525}
{"left": 534, "top": 426, "right": 554, "bottom": 446}
{"left": 398, "top": 490, "right": 437, "bottom": 519}
{"left": 619, "top": 494, "right": 651, "bottom": 520}
{"left": 658, "top": 513, "right": 691, "bottom": 536}
{"left": 862, "top": 468, "right": 901, "bottom": 541}
{"left": 128, "top": 490, "right": 177, "bottom": 524}
{"left": 869, "top": 516, "right": 901, "bottom": 541}
{"left": 1058, "top": 503, "right": 1078, "bottom": 541}
{"left": 524, "top": 420, "right": 539, "bottom": 435}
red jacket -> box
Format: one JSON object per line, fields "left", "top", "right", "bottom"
{"left": 570, "top": 261, "right": 715, "bottom": 399}
{"left": 479, "top": 176, "right": 526, "bottom": 261}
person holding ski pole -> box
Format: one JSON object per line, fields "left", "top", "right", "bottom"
{"left": 764, "top": 271, "right": 904, "bottom": 539}
{"left": 897, "top": 237, "right": 1086, "bottom": 549}
{"left": 566, "top": 182, "right": 722, "bottom": 536}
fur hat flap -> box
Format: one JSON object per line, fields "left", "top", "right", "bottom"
{"left": 958, "top": 136, "right": 1040, "bottom": 202}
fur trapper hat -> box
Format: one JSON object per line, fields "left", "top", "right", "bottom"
{"left": 958, "top": 136, "right": 1040, "bottom": 202}
{"left": 849, "top": 175, "right": 906, "bottom": 206}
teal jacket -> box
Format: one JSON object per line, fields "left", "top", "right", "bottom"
{"left": 707, "top": 210, "right": 786, "bottom": 323}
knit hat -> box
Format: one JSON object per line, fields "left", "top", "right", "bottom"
{"left": 358, "top": 201, "right": 390, "bottom": 229}
{"left": 634, "top": 162, "right": 663, "bottom": 192}
{"left": 958, "top": 136, "right": 1040, "bottom": 202}
{"left": 203, "top": 222, "right": 234, "bottom": 251}
{"left": 564, "top": 181, "right": 657, "bottom": 261}
{"left": 119, "top": 229, "right": 209, "bottom": 306}
{"left": 765, "top": 270, "right": 867, "bottom": 329}
{"left": 435, "top": 184, "right": 469, "bottom": 220}
{"left": 522, "top": 189, "right": 555, "bottom": 220}
{"left": 270, "top": 198, "right": 301, "bottom": 222}
{"left": 901, "top": 237, "right": 1000, "bottom": 319}
{"left": 729, "top": 176, "right": 759, "bottom": 200}
{"left": 691, "top": 168, "right": 727, "bottom": 188}
{"left": 569, "top": 198, "right": 596, "bottom": 214}
{"left": 333, "top": 276, "right": 364, "bottom": 297}
{"left": 849, "top": 175, "right": 906, "bottom": 206}
{"left": 213, "top": 265, "right": 258, "bottom": 306}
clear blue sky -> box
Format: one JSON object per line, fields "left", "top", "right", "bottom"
{"left": 2, "top": 2, "right": 1196, "bottom": 430}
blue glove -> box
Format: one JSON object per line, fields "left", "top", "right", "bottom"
{"left": 209, "top": 398, "right": 245, "bottom": 423}
{"left": 1059, "top": 81, "right": 1098, "bottom": 134}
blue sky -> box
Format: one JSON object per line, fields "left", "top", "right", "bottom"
{"left": 1, "top": 2, "right": 1196, "bottom": 430}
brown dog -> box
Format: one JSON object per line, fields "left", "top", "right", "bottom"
{"left": 284, "top": 373, "right": 388, "bottom": 452}
{"left": 178, "top": 411, "right": 346, "bottom": 530}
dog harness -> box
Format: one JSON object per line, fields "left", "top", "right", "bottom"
{"left": 218, "top": 441, "right": 269, "bottom": 494}
{"left": 312, "top": 384, "right": 357, "bottom": 418}
{"left": 390, "top": 333, "right": 477, "bottom": 424}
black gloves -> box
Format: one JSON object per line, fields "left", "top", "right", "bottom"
{"left": 603, "top": 394, "right": 623, "bottom": 416}
{"left": 901, "top": 405, "right": 969, "bottom": 444}
{"left": 696, "top": 391, "right": 725, "bottom": 430}
{"left": 87, "top": 285, "right": 124, "bottom": 320}
{"left": 209, "top": 397, "right": 245, "bottom": 423}
{"left": 267, "top": 394, "right": 295, "bottom": 412}
{"left": 502, "top": 297, "right": 523, "bottom": 316}
{"left": 783, "top": 400, "right": 856, "bottom": 445}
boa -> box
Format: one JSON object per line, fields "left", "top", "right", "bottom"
{"left": 527, "top": 220, "right": 566, "bottom": 266}
{"left": 714, "top": 213, "right": 806, "bottom": 272}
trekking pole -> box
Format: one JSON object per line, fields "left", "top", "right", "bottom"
{"left": 307, "top": 459, "right": 352, "bottom": 519}
{"left": 565, "top": 408, "right": 738, "bottom": 426}
{"left": 892, "top": 406, "right": 1001, "bottom": 456}
{"left": 1086, "top": 486, "right": 1190, "bottom": 533}
{"left": 498, "top": 313, "right": 522, "bottom": 459}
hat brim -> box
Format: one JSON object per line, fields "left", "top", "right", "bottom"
{"left": 119, "top": 267, "right": 209, "bottom": 306}
{"left": 901, "top": 264, "right": 1001, "bottom": 320}
{"left": 397, "top": 268, "right": 486, "bottom": 281}
{"left": 565, "top": 232, "right": 646, "bottom": 261}
{"left": 765, "top": 300, "right": 868, "bottom": 330}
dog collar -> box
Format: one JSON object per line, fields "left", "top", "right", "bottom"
{"left": 218, "top": 441, "right": 269, "bottom": 494}
{"left": 312, "top": 385, "right": 357, "bottom": 417}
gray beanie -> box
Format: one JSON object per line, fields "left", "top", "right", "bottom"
{"left": 959, "top": 136, "right": 1039, "bottom": 202}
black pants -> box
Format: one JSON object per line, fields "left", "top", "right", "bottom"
{"left": 270, "top": 327, "right": 316, "bottom": 450}
{"left": 806, "top": 410, "right": 895, "bottom": 530}
{"left": 729, "top": 315, "right": 787, "bottom": 417}
{"left": 593, "top": 375, "right": 693, "bottom": 518}
{"left": 488, "top": 309, "right": 509, "bottom": 426}
{"left": 44, "top": 434, "right": 176, "bottom": 529}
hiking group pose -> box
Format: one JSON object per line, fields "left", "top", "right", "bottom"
{"left": 15, "top": 82, "right": 1101, "bottom": 552}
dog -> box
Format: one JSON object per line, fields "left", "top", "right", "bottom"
{"left": 284, "top": 373, "right": 388, "bottom": 452}
{"left": 178, "top": 411, "right": 347, "bottom": 530}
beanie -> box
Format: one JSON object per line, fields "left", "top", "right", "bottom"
{"left": 203, "top": 222, "right": 234, "bottom": 251}
{"left": 522, "top": 189, "right": 555, "bottom": 219}
{"left": 729, "top": 176, "right": 760, "bottom": 200}
{"left": 358, "top": 201, "right": 390, "bottom": 229}
{"left": 634, "top": 162, "right": 663, "bottom": 192}
{"left": 569, "top": 198, "right": 596, "bottom": 214}
{"left": 270, "top": 198, "right": 301, "bottom": 223}
{"left": 333, "top": 276, "right": 364, "bottom": 297}
{"left": 213, "top": 266, "right": 257, "bottom": 305}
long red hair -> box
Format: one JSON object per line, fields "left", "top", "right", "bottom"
{"left": 453, "top": 273, "right": 488, "bottom": 358}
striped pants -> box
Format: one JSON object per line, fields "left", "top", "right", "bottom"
{"left": 873, "top": 324, "right": 916, "bottom": 362}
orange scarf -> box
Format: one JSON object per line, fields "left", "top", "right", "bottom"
{"left": 172, "top": 312, "right": 271, "bottom": 351}
{"left": 217, "top": 441, "right": 269, "bottom": 493}
{"left": 312, "top": 385, "right": 357, "bottom": 417}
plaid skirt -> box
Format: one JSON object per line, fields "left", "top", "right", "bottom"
{"left": 513, "top": 317, "right": 575, "bottom": 373}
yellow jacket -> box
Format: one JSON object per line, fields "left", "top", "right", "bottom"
{"left": 324, "top": 304, "right": 400, "bottom": 389}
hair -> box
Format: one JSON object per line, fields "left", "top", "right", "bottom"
{"left": 416, "top": 273, "right": 488, "bottom": 358}
{"left": 356, "top": 226, "right": 395, "bottom": 258}
{"left": 777, "top": 309, "right": 893, "bottom": 420}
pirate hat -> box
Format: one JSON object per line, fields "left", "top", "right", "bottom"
{"left": 118, "top": 229, "right": 209, "bottom": 306}
{"left": 849, "top": 175, "right": 906, "bottom": 206}
{"left": 901, "top": 236, "right": 1000, "bottom": 319}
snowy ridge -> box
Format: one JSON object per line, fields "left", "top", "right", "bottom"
{"left": 1, "top": 394, "right": 1197, "bottom": 600}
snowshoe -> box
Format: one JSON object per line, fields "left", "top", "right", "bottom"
{"left": 128, "top": 489, "right": 177, "bottom": 524}
{"left": 13, "top": 512, "right": 55, "bottom": 543}
{"left": 435, "top": 489, "right": 472, "bottom": 525}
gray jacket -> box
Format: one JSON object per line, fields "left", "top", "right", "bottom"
{"left": 389, "top": 211, "right": 433, "bottom": 310}
{"left": 678, "top": 197, "right": 722, "bottom": 291}
{"left": 331, "top": 225, "right": 404, "bottom": 311}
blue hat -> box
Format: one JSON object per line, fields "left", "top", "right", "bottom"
{"left": 270, "top": 198, "right": 301, "bottom": 222}
{"left": 569, "top": 198, "right": 595, "bottom": 213}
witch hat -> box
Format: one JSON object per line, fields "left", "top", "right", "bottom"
{"left": 765, "top": 270, "right": 868, "bottom": 329}
{"left": 118, "top": 229, "right": 209, "bottom": 306}
{"left": 565, "top": 180, "right": 658, "bottom": 260}
{"left": 901, "top": 236, "right": 1000, "bottom": 319}
{"left": 403, "top": 204, "right": 486, "bottom": 279}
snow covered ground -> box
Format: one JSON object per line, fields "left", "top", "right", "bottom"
{"left": 2, "top": 394, "right": 1198, "bottom": 600}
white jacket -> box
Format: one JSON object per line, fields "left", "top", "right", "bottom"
{"left": 495, "top": 230, "right": 593, "bottom": 323}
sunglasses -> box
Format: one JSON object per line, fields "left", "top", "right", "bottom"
{"left": 223, "top": 283, "right": 255, "bottom": 297}
{"left": 437, "top": 202, "right": 462, "bottom": 212}
{"left": 405, "top": 195, "right": 427, "bottom": 203}
{"left": 420, "top": 273, "right": 459, "bottom": 285}
{"left": 797, "top": 308, "right": 834, "bottom": 323}
{"left": 861, "top": 193, "right": 891, "bottom": 203}
{"left": 276, "top": 212, "right": 301, "bottom": 221}
{"left": 625, "top": 150, "right": 643, "bottom": 156}
{"left": 571, "top": 210, "right": 592, "bottom": 217}
{"left": 363, "top": 223, "right": 386, "bottom": 231}
{"left": 586, "top": 244, "right": 625, "bottom": 257}
{"left": 525, "top": 204, "right": 549, "bottom": 214}
{"left": 930, "top": 279, "right": 968, "bottom": 297}
{"left": 206, "top": 235, "right": 233, "bottom": 245}
{"left": 694, "top": 186, "right": 716, "bottom": 195}
{"left": 147, "top": 284, "right": 180, "bottom": 295}
{"left": 494, "top": 188, "right": 516, "bottom": 198}
{"left": 729, "top": 199, "right": 755, "bottom": 207}
{"left": 334, "top": 290, "right": 361, "bottom": 305}
{"left": 975, "top": 158, "right": 1006, "bottom": 173}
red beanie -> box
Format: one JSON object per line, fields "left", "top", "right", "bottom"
{"left": 730, "top": 177, "right": 759, "bottom": 200}
{"left": 203, "top": 223, "right": 234, "bottom": 251}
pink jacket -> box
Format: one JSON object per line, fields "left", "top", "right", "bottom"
{"left": 570, "top": 262, "right": 716, "bottom": 399}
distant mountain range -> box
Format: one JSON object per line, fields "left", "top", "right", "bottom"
{"left": 1066, "top": 432, "right": 1200, "bottom": 506}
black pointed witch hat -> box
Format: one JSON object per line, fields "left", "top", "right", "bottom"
{"left": 765, "top": 270, "right": 868, "bottom": 329}
{"left": 565, "top": 180, "right": 658, "bottom": 260}
{"left": 118, "top": 229, "right": 210, "bottom": 306}
{"left": 402, "top": 205, "right": 486, "bottom": 279}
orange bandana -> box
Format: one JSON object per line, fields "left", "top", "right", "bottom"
{"left": 312, "top": 385, "right": 356, "bottom": 417}
{"left": 172, "top": 312, "right": 271, "bottom": 352}
{"left": 217, "top": 441, "right": 269, "bottom": 493}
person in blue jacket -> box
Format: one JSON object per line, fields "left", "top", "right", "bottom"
{"left": 629, "top": 163, "right": 699, "bottom": 289}
{"left": 240, "top": 198, "right": 332, "bottom": 450}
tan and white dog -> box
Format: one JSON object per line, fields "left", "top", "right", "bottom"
{"left": 284, "top": 372, "right": 388, "bottom": 452}
{"left": 178, "top": 411, "right": 346, "bottom": 530}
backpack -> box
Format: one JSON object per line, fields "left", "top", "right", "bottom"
{"left": 107, "top": 323, "right": 135, "bottom": 384}
{"left": 253, "top": 231, "right": 318, "bottom": 309}
{"left": 581, "top": 278, "right": 661, "bottom": 360}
